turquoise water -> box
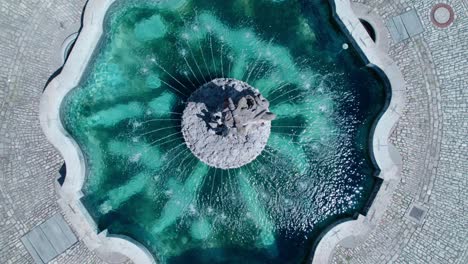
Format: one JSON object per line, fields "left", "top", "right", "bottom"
{"left": 61, "top": 0, "right": 387, "bottom": 263}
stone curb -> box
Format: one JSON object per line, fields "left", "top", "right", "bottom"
{"left": 39, "top": 0, "right": 156, "bottom": 263}
{"left": 311, "top": 0, "right": 406, "bottom": 263}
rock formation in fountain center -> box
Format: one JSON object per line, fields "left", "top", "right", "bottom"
{"left": 182, "top": 78, "right": 276, "bottom": 169}
{"left": 204, "top": 84, "right": 276, "bottom": 137}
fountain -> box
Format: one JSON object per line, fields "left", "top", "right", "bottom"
{"left": 51, "top": 0, "right": 391, "bottom": 263}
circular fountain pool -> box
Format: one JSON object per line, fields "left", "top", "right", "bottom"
{"left": 60, "top": 0, "right": 387, "bottom": 263}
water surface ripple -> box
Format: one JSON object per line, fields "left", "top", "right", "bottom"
{"left": 61, "top": 0, "right": 386, "bottom": 263}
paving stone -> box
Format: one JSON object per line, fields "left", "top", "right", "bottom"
{"left": 400, "top": 9, "right": 425, "bottom": 37}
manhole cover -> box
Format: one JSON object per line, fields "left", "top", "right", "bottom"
{"left": 406, "top": 204, "right": 427, "bottom": 223}
{"left": 431, "top": 3, "right": 455, "bottom": 28}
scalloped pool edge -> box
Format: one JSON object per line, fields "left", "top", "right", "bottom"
{"left": 39, "top": 0, "right": 405, "bottom": 263}
{"left": 311, "top": 0, "right": 405, "bottom": 263}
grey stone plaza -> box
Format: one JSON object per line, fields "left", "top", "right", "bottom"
{"left": 0, "top": 0, "right": 466, "bottom": 263}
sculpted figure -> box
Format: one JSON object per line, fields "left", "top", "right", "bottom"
{"left": 206, "top": 92, "right": 276, "bottom": 137}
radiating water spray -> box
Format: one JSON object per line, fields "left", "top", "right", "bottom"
{"left": 61, "top": 0, "right": 387, "bottom": 263}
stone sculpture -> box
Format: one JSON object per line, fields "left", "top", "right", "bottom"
{"left": 182, "top": 78, "right": 275, "bottom": 169}
{"left": 206, "top": 89, "right": 276, "bottom": 137}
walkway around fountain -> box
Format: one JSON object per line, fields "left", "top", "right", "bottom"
{"left": 311, "top": 0, "right": 405, "bottom": 262}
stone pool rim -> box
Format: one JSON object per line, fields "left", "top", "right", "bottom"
{"left": 39, "top": 0, "right": 405, "bottom": 263}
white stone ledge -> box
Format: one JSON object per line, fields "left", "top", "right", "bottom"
{"left": 40, "top": 0, "right": 405, "bottom": 263}
{"left": 311, "top": 1, "right": 405, "bottom": 263}
{"left": 40, "top": 0, "right": 155, "bottom": 263}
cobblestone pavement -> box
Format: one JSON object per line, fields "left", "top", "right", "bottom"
{"left": 0, "top": 0, "right": 466, "bottom": 263}
{"left": 0, "top": 0, "right": 104, "bottom": 263}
